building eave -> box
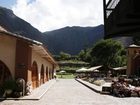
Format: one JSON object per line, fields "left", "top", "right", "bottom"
{"left": 0, "top": 28, "right": 42, "bottom": 45}
{"left": 32, "top": 45, "right": 59, "bottom": 68}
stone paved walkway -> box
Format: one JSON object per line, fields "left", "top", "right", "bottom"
{"left": 1, "top": 79, "right": 140, "bottom": 105}
{"left": 0, "top": 79, "right": 56, "bottom": 100}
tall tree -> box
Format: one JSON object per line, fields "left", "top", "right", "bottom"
{"left": 90, "top": 39, "right": 126, "bottom": 68}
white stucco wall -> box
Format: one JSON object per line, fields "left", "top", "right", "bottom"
{"left": 31, "top": 50, "right": 53, "bottom": 80}
{"left": 0, "top": 35, "right": 16, "bottom": 78}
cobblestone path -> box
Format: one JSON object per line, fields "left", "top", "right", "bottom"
{"left": 1, "top": 79, "right": 140, "bottom": 105}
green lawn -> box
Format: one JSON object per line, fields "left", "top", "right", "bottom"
{"left": 56, "top": 73, "right": 75, "bottom": 79}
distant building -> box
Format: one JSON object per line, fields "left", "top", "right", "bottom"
{"left": 0, "top": 26, "right": 58, "bottom": 89}
{"left": 127, "top": 45, "right": 140, "bottom": 77}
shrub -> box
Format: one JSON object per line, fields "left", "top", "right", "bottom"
{"left": 0, "top": 86, "right": 4, "bottom": 97}
{"left": 2, "top": 80, "right": 17, "bottom": 97}
{"left": 3, "top": 79, "right": 16, "bottom": 90}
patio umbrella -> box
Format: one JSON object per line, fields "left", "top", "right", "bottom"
{"left": 59, "top": 70, "right": 66, "bottom": 78}
{"left": 59, "top": 70, "right": 66, "bottom": 73}
{"left": 87, "top": 65, "right": 102, "bottom": 72}
{"left": 76, "top": 68, "right": 88, "bottom": 72}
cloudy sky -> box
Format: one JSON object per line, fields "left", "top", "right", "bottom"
{"left": 0, "top": 0, "right": 109, "bottom": 32}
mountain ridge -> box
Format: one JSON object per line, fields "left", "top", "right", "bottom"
{"left": 0, "top": 6, "right": 43, "bottom": 42}
{"left": 43, "top": 25, "right": 104, "bottom": 55}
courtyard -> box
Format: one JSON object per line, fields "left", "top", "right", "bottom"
{"left": 0, "top": 79, "right": 140, "bottom": 105}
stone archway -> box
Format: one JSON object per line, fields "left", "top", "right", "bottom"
{"left": 31, "top": 61, "right": 38, "bottom": 89}
{"left": 49, "top": 69, "right": 51, "bottom": 80}
{"left": 0, "top": 60, "right": 12, "bottom": 86}
{"left": 52, "top": 69, "right": 54, "bottom": 79}
{"left": 40, "top": 64, "right": 44, "bottom": 85}
{"left": 46, "top": 67, "right": 48, "bottom": 82}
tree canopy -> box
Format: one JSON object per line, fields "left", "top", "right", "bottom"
{"left": 89, "top": 39, "right": 126, "bottom": 67}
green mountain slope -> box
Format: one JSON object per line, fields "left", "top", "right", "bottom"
{"left": 0, "top": 7, "right": 43, "bottom": 42}
{"left": 43, "top": 25, "right": 104, "bottom": 55}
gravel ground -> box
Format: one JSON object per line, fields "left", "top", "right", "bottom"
{"left": 1, "top": 79, "right": 140, "bottom": 105}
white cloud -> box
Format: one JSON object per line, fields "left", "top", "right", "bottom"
{"left": 12, "top": 0, "right": 105, "bottom": 32}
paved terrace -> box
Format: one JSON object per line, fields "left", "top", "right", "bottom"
{"left": 1, "top": 79, "right": 140, "bottom": 105}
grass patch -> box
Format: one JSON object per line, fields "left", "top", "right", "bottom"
{"left": 57, "top": 73, "right": 75, "bottom": 79}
